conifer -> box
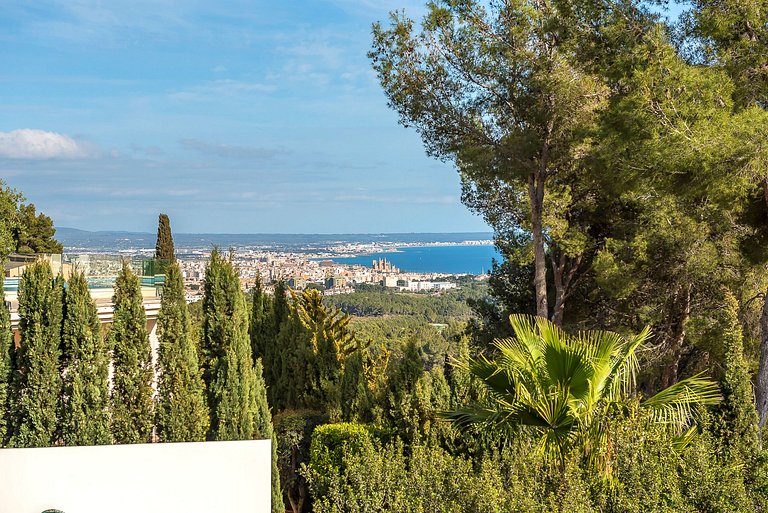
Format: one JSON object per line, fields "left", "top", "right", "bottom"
{"left": 201, "top": 249, "right": 283, "bottom": 512}
{"left": 156, "top": 262, "right": 208, "bottom": 442}
{"left": 155, "top": 213, "right": 175, "bottom": 273}
{"left": 250, "top": 274, "right": 273, "bottom": 362}
{"left": 61, "top": 270, "right": 111, "bottom": 445}
{"left": 8, "top": 261, "right": 62, "bottom": 447}
{"left": 0, "top": 273, "right": 13, "bottom": 444}
{"left": 715, "top": 289, "right": 760, "bottom": 459}
{"left": 201, "top": 248, "right": 261, "bottom": 439}
{"left": 110, "top": 262, "right": 154, "bottom": 444}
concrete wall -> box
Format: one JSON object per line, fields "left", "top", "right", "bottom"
{"left": 0, "top": 440, "right": 272, "bottom": 513}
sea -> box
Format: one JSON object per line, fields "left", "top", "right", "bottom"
{"left": 325, "top": 245, "right": 501, "bottom": 275}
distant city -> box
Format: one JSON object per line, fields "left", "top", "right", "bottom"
{"left": 55, "top": 229, "right": 499, "bottom": 301}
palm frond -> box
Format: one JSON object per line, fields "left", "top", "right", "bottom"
{"left": 642, "top": 373, "right": 721, "bottom": 428}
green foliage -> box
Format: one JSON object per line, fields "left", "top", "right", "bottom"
{"left": 712, "top": 288, "right": 760, "bottom": 460}
{"left": 12, "top": 203, "right": 63, "bottom": 254}
{"left": 308, "top": 422, "right": 376, "bottom": 499}
{"left": 201, "top": 248, "right": 263, "bottom": 439}
{"left": 0, "top": 274, "right": 13, "bottom": 444}
{"left": 328, "top": 288, "right": 476, "bottom": 322}
{"left": 154, "top": 213, "right": 175, "bottom": 272}
{"left": 274, "top": 410, "right": 329, "bottom": 513}
{"left": 448, "top": 315, "right": 721, "bottom": 466}
{"left": 156, "top": 262, "right": 208, "bottom": 442}
{"left": 201, "top": 250, "right": 282, "bottom": 511}
{"left": 272, "top": 288, "right": 364, "bottom": 417}
{"left": 249, "top": 275, "right": 272, "bottom": 362}
{"left": 8, "top": 261, "right": 62, "bottom": 447}
{"left": 61, "top": 270, "right": 111, "bottom": 445}
{"left": 309, "top": 414, "right": 768, "bottom": 513}
{"left": 110, "top": 262, "right": 154, "bottom": 444}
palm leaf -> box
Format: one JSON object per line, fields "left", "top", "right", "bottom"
{"left": 642, "top": 372, "right": 721, "bottom": 428}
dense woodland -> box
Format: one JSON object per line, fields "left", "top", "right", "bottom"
{"left": 2, "top": 0, "right": 768, "bottom": 511}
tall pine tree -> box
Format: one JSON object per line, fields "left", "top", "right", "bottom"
{"left": 61, "top": 270, "right": 111, "bottom": 445}
{"left": 155, "top": 213, "right": 175, "bottom": 274}
{"left": 8, "top": 261, "right": 62, "bottom": 447}
{"left": 0, "top": 273, "right": 13, "bottom": 445}
{"left": 110, "top": 262, "right": 154, "bottom": 444}
{"left": 156, "top": 262, "right": 208, "bottom": 442}
{"left": 201, "top": 249, "right": 283, "bottom": 512}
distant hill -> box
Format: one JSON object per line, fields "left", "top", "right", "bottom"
{"left": 56, "top": 227, "right": 495, "bottom": 253}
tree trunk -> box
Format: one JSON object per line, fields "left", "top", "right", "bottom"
{"left": 755, "top": 178, "right": 768, "bottom": 430}
{"left": 661, "top": 286, "right": 691, "bottom": 389}
{"left": 529, "top": 170, "right": 548, "bottom": 320}
{"left": 757, "top": 294, "right": 768, "bottom": 429}
{"left": 551, "top": 252, "right": 582, "bottom": 328}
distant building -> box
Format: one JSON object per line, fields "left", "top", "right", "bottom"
{"left": 382, "top": 276, "right": 398, "bottom": 288}
{"left": 372, "top": 258, "right": 399, "bottom": 273}
{"left": 398, "top": 280, "right": 458, "bottom": 292}
{"left": 325, "top": 275, "right": 347, "bottom": 289}
{"left": 288, "top": 276, "right": 306, "bottom": 290}
{"left": 4, "top": 253, "right": 71, "bottom": 279}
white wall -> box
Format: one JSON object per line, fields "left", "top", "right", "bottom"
{"left": 0, "top": 440, "right": 271, "bottom": 513}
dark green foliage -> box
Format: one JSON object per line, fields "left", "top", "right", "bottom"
{"left": 8, "top": 261, "right": 62, "bottom": 447}
{"left": 60, "top": 270, "right": 111, "bottom": 445}
{"left": 154, "top": 213, "right": 175, "bottom": 272}
{"left": 0, "top": 274, "right": 13, "bottom": 444}
{"left": 327, "top": 288, "right": 478, "bottom": 322}
{"left": 713, "top": 289, "right": 760, "bottom": 460}
{"left": 250, "top": 275, "right": 272, "bottom": 362}
{"left": 200, "top": 248, "right": 265, "bottom": 439}
{"left": 309, "top": 415, "right": 768, "bottom": 513}
{"left": 12, "top": 203, "right": 63, "bottom": 254}
{"left": 156, "top": 262, "right": 208, "bottom": 442}
{"left": 201, "top": 249, "right": 282, "bottom": 511}
{"left": 275, "top": 410, "right": 328, "bottom": 513}
{"left": 264, "top": 280, "right": 289, "bottom": 406}
{"left": 110, "top": 262, "right": 154, "bottom": 444}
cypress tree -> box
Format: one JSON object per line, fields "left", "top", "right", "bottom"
{"left": 110, "top": 262, "right": 154, "bottom": 444}
{"left": 715, "top": 288, "right": 760, "bottom": 459}
{"left": 201, "top": 248, "right": 261, "bottom": 439}
{"left": 201, "top": 249, "right": 283, "bottom": 512}
{"left": 0, "top": 273, "right": 13, "bottom": 445}
{"left": 8, "top": 261, "right": 62, "bottom": 447}
{"left": 254, "top": 358, "right": 284, "bottom": 513}
{"left": 264, "top": 280, "right": 289, "bottom": 406}
{"left": 250, "top": 274, "right": 273, "bottom": 362}
{"left": 156, "top": 262, "right": 208, "bottom": 442}
{"left": 61, "top": 270, "right": 111, "bottom": 445}
{"left": 155, "top": 213, "right": 175, "bottom": 273}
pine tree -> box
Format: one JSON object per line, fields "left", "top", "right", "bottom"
{"left": 61, "top": 270, "right": 111, "bottom": 445}
{"left": 156, "top": 262, "right": 208, "bottom": 442}
{"left": 8, "top": 261, "right": 62, "bottom": 447}
{"left": 715, "top": 288, "right": 760, "bottom": 460}
{"left": 155, "top": 213, "right": 175, "bottom": 274}
{"left": 110, "top": 262, "right": 154, "bottom": 444}
{"left": 0, "top": 273, "right": 13, "bottom": 445}
{"left": 201, "top": 249, "right": 283, "bottom": 512}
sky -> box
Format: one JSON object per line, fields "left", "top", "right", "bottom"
{"left": 0, "top": 1, "right": 688, "bottom": 235}
{"left": 0, "top": 0, "right": 491, "bottom": 234}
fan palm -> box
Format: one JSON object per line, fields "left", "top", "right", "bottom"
{"left": 447, "top": 315, "right": 721, "bottom": 465}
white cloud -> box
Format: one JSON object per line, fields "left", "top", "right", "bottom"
{"left": 0, "top": 129, "right": 93, "bottom": 159}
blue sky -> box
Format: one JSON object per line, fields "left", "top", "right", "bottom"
{"left": 0, "top": 0, "right": 490, "bottom": 234}
{"left": 0, "top": 1, "right": 686, "bottom": 234}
